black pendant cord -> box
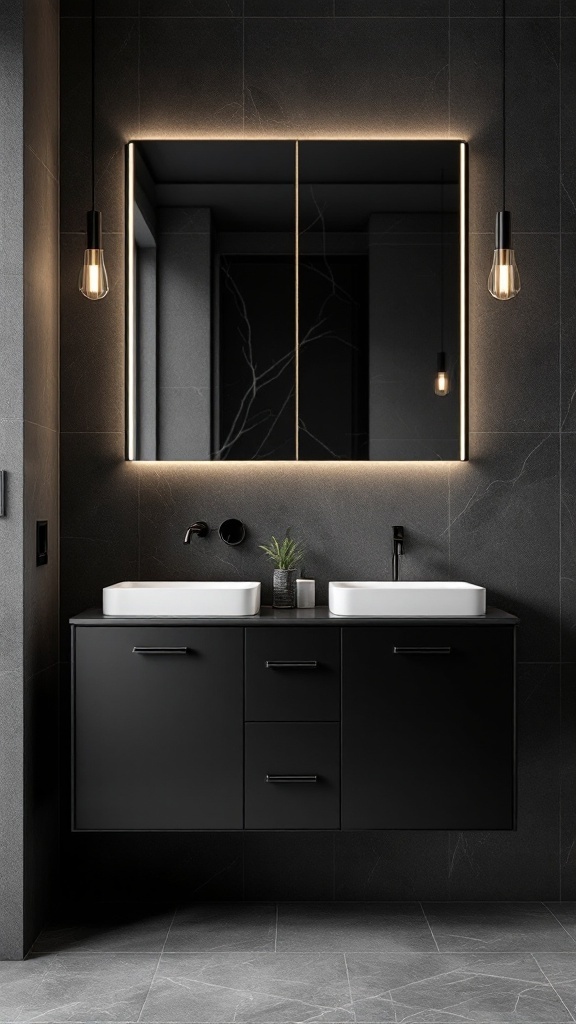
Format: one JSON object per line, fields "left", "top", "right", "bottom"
{"left": 502, "top": 0, "right": 506, "bottom": 212}
{"left": 91, "top": 0, "right": 96, "bottom": 213}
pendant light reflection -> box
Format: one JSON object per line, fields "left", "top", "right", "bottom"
{"left": 79, "top": 0, "right": 108, "bottom": 301}
{"left": 435, "top": 351, "right": 450, "bottom": 397}
{"left": 79, "top": 211, "right": 109, "bottom": 300}
{"left": 434, "top": 172, "right": 449, "bottom": 397}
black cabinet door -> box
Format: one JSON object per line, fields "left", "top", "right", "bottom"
{"left": 245, "top": 627, "right": 340, "bottom": 721}
{"left": 73, "top": 626, "right": 243, "bottom": 830}
{"left": 342, "top": 626, "right": 516, "bottom": 829}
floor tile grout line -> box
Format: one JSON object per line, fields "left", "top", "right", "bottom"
{"left": 531, "top": 950, "right": 576, "bottom": 1024}
{"left": 419, "top": 901, "right": 441, "bottom": 953}
{"left": 135, "top": 906, "right": 178, "bottom": 1024}
{"left": 343, "top": 951, "right": 356, "bottom": 1023}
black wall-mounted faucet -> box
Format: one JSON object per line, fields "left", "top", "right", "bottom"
{"left": 392, "top": 526, "right": 404, "bottom": 581}
{"left": 183, "top": 519, "right": 247, "bottom": 546}
{"left": 184, "top": 521, "right": 209, "bottom": 543}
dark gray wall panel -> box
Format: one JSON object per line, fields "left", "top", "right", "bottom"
{"left": 60, "top": 16, "right": 138, "bottom": 234}
{"left": 468, "top": 233, "right": 560, "bottom": 433}
{"left": 59, "top": 3, "right": 573, "bottom": 901}
{"left": 561, "top": 432, "right": 576, "bottom": 662}
{"left": 447, "top": 664, "right": 561, "bottom": 900}
{"left": 60, "top": 234, "right": 125, "bottom": 433}
{"left": 334, "top": 831, "right": 450, "bottom": 901}
{"left": 244, "top": 16, "right": 448, "bottom": 136}
{"left": 561, "top": 234, "right": 576, "bottom": 432}
{"left": 139, "top": 18, "right": 243, "bottom": 137}
{"left": 449, "top": 432, "right": 560, "bottom": 663}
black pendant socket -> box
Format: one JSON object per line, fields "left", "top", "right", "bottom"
{"left": 495, "top": 210, "right": 512, "bottom": 250}
{"left": 437, "top": 351, "right": 447, "bottom": 373}
{"left": 86, "top": 209, "right": 103, "bottom": 249}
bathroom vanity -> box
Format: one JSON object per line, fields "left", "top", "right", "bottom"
{"left": 70, "top": 607, "right": 517, "bottom": 833}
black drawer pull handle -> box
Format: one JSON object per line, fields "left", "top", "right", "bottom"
{"left": 265, "top": 660, "right": 318, "bottom": 669}
{"left": 393, "top": 646, "right": 451, "bottom": 655}
{"left": 132, "top": 647, "right": 190, "bottom": 655}
{"left": 265, "top": 774, "right": 318, "bottom": 783}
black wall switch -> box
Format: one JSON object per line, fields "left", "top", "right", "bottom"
{"left": 36, "top": 520, "right": 48, "bottom": 566}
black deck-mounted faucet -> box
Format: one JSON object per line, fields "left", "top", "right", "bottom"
{"left": 392, "top": 526, "right": 404, "bottom": 581}
{"left": 184, "top": 521, "right": 209, "bottom": 543}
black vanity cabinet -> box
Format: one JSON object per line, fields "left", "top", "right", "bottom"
{"left": 342, "top": 626, "right": 516, "bottom": 829}
{"left": 73, "top": 626, "right": 243, "bottom": 830}
{"left": 71, "top": 610, "right": 517, "bottom": 832}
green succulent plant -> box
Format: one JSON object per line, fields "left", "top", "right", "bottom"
{"left": 259, "top": 532, "right": 305, "bottom": 571}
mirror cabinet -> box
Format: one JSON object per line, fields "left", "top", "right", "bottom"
{"left": 126, "top": 140, "right": 467, "bottom": 462}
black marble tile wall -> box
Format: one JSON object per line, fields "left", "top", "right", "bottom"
{"left": 60, "top": 0, "right": 575, "bottom": 901}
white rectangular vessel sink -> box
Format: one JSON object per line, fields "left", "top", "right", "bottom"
{"left": 103, "top": 581, "right": 261, "bottom": 617}
{"left": 329, "top": 581, "right": 486, "bottom": 617}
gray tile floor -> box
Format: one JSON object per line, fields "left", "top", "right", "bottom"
{"left": 5, "top": 903, "right": 576, "bottom": 1022}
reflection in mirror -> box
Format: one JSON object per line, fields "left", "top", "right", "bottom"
{"left": 129, "top": 141, "right": 295, "bottom": 460}
{"left": 298, "top": 142, "right": 464, "bottom": 460}
{"left": 127, "top": 140, "right": 466, "bottom": 462}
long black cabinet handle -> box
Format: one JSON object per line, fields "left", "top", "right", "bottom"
{"left": 265, "top": 774, "right": 318, "bottom": 783}
{"left": 132, "top": 646, "right": 190, "bottom": 655}
{"left": 265, "top": 660, "right": 318, "bottom": 669}
{"left": 393, "top": 646, "right": 451, "bottom": 655}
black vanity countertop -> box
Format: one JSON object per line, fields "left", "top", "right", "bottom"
{"left": 71, "top": 606, "right": 519, "bottom": 626}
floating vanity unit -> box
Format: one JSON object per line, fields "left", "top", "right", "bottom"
{"left": 70, "top": 604, "right": 517, "bottom": 833}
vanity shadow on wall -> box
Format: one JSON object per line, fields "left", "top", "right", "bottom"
{"left": 127, "top": 140, "right": 467, "bottom": 462}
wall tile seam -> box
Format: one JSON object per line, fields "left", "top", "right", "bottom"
{"left": 24, "top": 143, "right": 58, "bottom": 185}
{"left": 24, "top": 662, "right": 59, "bottom": 687}
{"left": 469, "top": 431, "right": 561, "bottom": 435}
{"left": 24, "top": 420, "right": 58, "bottom": 433}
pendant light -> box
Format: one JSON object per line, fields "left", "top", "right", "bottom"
{"left": 435, "top": 173, "right": 450, "bottom": 396}
{"left": 79, "top": 0, "right": 109, "bottom": 300}
{"left": 488, "top": 0, "right": 520, "bottom": 300}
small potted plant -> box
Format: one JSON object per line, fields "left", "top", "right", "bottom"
{"left": 259, "top": 532, "right": 305, "bottom": 609}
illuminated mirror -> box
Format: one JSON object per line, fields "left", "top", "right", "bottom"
{"left": 126, "top": 140, "right": 467, "bottom": 461}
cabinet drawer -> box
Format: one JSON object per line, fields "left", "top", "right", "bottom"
{"left": 245, "top": 628, "right": 340, "bottom": 721}
{"left": 245, "top": 723, "right": 340, "bottom": 829}
{"left": 73, "top": 626, "right": 243, "bottom": 830}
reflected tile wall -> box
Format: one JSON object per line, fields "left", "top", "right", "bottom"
{"left": 61, "top": 1, "right": 573, "bottom": 901}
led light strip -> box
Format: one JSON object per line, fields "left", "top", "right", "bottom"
{"left": 294, "top": 140, "right": 299, "bottom": 461}
{"left": 126, "top": 143, "right": 136, "bottom": 461}
{"left": 126, "top": 138, "right": 469, "bottom": 464}
{"left": 459, "top": 141, "right": 468, "bottom": 462}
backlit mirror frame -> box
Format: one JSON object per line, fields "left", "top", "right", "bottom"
{"left": 125, "top": 140, "right": 468, "bottom": 463}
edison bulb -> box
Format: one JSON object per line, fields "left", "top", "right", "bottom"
{"left": 488, "top": 212, "right": 520, "bottom": 300}
{"left": 435, "top": 369, "right": 450, "bottom": 396}
{"left": 488, "top": 248, "right": 520, "bottom": 300}
{"left": 435, "top": 351, "right": 450, "bottom": 396}
{"left": 79, "top": 247, "right": 109, "bottom": 300}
